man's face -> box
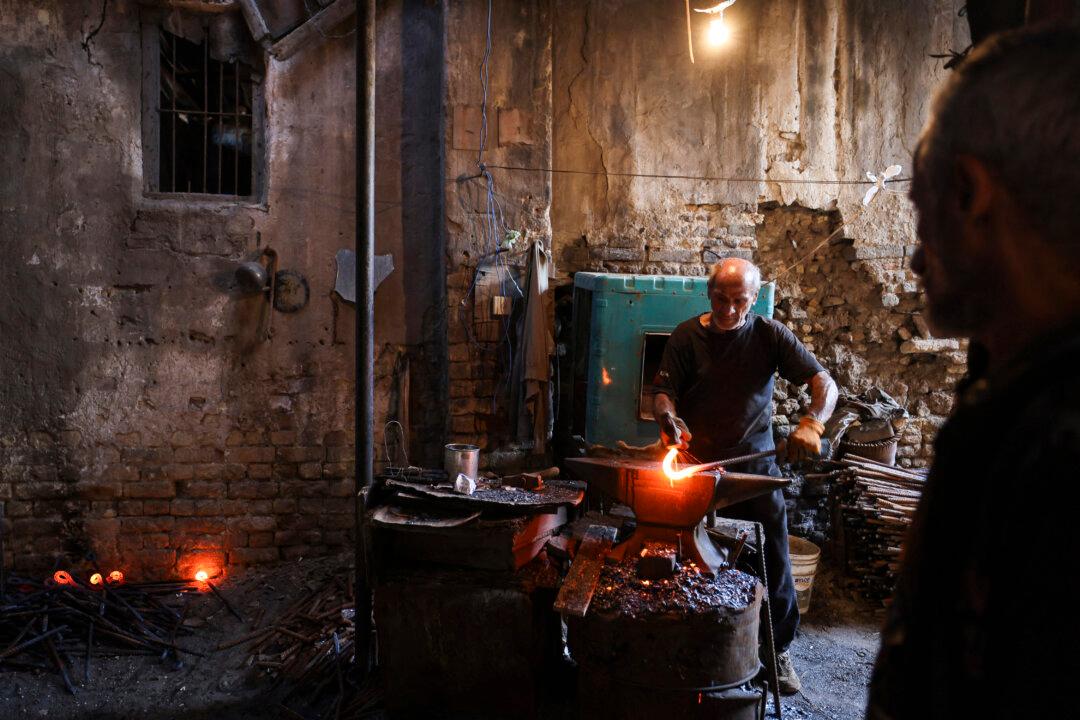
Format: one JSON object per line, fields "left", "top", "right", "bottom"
{"left": 709, "top": 277, "right": 757, "bottom": 331}
{"left": 909, "top": 140, "right": 1002, "bottom": 338}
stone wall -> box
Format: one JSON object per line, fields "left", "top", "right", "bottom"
{"left": 0, "top": 0, "right": 445, "bottom": 576}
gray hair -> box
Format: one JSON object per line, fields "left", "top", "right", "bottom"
{"left": 918, "top": 25, "right": 1080, "bottom": 255}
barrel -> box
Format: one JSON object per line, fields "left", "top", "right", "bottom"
{"left": 788, "top": 535, "right": 821, "bottom": 615}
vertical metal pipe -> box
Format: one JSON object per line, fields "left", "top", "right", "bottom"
{"left": 355, "top": 0, "right": 376, "bottom": 679}
{"left": 203, "top": 38, "right": 208, "bottom": 193}
{"left": 234, "top": 63, "right": 240, "bottom": 195}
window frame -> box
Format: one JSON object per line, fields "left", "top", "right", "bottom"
{"left": 139, "top": 8, "right": 267, "bottom": 204}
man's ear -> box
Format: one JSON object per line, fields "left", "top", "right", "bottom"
{"left": 954, "top": 154, "right": 996, "bottom": 221}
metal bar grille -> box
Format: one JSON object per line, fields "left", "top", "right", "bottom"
{"left": 157, "top": 26, "right": 256, "bottom": 197}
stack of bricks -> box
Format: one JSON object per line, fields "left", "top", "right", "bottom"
{"left": 0, "top": 426, "right": 356, "bottom": 577}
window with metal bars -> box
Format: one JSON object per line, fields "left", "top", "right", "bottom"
{"left": 142, "top": 14, "right": 264, "bottom": 199}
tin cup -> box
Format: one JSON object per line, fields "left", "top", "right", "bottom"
{"left": 443, "top": 443, "right": 479, "bottom": 482}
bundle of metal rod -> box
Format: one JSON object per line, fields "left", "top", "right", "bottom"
{"left": 835, "top": 456, "right": 927, "bottom": 605}
{"left": 0, "top": 575, "right": 203, "bottom": 693}
{"left": 230, "top": 571, "right": 378, "bottom": 719}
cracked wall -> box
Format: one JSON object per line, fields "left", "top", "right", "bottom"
{"left": 439, "top": 0, "right": 969, "bottom": 470}
{"left": 546, "top": 0, "right": 969, "bottom": 469}
{"left": 0, "top": 0, "right": 445, "bottom": 575}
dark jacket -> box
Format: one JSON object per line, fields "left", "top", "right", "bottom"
{"left": 868, "top": 324, "right": 1080, "bottom": 718}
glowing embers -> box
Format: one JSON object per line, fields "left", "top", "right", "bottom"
{"left": 107, "top": 570, "right": 124, "bottom": 585}
{"left": 52, "top": 570, "right": 74, "bottom": 586}
{"left": 89, "top": 573, "right": 103, "bottom": 586}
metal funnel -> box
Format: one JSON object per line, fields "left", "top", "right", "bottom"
{"left": 564, "top": 456, "right": 790, "bottom": 572}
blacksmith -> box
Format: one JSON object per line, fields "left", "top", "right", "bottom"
{"left": 867, "top": 25, "right": 1080, "bottom": 719}
{"left": 652, "top": 257, "right": 838, "bottom": 694}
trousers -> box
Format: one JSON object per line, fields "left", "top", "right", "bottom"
{"left": 708, "top": 441, "right": 799, "bottom": 651}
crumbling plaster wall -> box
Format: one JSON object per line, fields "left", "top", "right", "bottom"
{"left": 547, "top": 0, "right": 971, "bottom": 468}
{"left": 440, "top": 0, "right": 967, "bottom": 466}
{"left": 0, "top": 0, "right": 444, "bottom": 575}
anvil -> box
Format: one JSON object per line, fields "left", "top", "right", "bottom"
{"left": 564, "top": 456, "right": 790, "bottom": 573}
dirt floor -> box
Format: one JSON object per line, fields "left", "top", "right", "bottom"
{"left": 3, "top": 554, "right": 359, "bottom": 720}
{"left": 780, "top": 563, "right": 882, "bottom": 719}
{"left": 4, "top": 555, "right": 879, "bottom": 719}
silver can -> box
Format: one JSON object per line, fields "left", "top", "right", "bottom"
{"left": 443, "top": 443, "right": 480, "bottom": 482}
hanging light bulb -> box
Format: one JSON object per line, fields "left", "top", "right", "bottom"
{"left": 706, "top": 16, "right": 732, "bottom": 46}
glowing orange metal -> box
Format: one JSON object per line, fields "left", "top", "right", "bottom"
{"left": 661, "top": 447, "right": 712, "bottom": 482}
{"left": 89, "top": 573, "right": 103, "bottom": 586}
{"left": 107, "top": 570, "right": 124, "bottom": 585}
{"left": 52, "top": 570, "right": 74, "bottom": 585}
{"left": 194, "top": 570, "right": 209, "bottom": 583}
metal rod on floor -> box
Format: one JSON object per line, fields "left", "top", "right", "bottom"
{"left": 354, "top": 0, "right": 376, "bottom": 683}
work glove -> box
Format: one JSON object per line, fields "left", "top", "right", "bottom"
{"left": 659, "top": 413, "right": 692, "bottom": 450}
{"left": 788, "top": 416, "right": 825, "bottom": 463}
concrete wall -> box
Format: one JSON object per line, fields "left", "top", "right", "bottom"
{"left": 0, "top": 0, "right": 445, "bottom": 575}
{"left": 444, "top": 0, "right": 969, "bottom": 468}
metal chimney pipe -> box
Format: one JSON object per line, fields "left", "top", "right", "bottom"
{"left": 355, "top": 0, "right": 376, "bottom": 680}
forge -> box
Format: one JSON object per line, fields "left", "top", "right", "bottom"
{"left": 564, "top": 456, "right": 790, "bottom": 573}
{"left": 558, "top": 455, "right": 794, "bottom": 718}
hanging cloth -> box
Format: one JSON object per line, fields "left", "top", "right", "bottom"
{"left": 518, "top": 239, "right": 554, "bottom": 449}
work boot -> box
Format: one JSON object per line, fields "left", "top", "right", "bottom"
{"left": 776, "top": 650, "right": 801, "bottom": 695}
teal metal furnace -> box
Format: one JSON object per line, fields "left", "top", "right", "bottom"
{"left": 570, "top": 273, "right": 775, "bottom": 448}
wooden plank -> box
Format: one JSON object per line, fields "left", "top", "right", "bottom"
{"left": 553, "top": 525, "right": 617, "bottom": 618}
{"left": 270, "top": 0, "right": 357, "bottom": 61}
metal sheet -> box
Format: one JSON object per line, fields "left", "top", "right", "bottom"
{"left": 335, "top": 249, "right": 393, "bottom": 304}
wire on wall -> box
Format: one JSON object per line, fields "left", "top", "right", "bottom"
{"left": 453, "top": 0, "right": 524, "bottom": 419}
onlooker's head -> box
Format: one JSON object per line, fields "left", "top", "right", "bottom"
{"left": 910, "top": 25, "right": 1080, "bottom": 343}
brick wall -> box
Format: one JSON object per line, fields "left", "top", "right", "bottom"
{"left": 1, "top": 1, "right": 440, "bottom": 577}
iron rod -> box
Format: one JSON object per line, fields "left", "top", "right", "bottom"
{"left": 354, "top": 0, "right": 376, "bottom": 683}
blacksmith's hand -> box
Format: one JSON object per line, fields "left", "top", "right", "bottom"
{"left": 659, "top": 413, "right": 692, "bottom": 450}
{"left": 788, "top": 417, "right": 825, "bottom": 462}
